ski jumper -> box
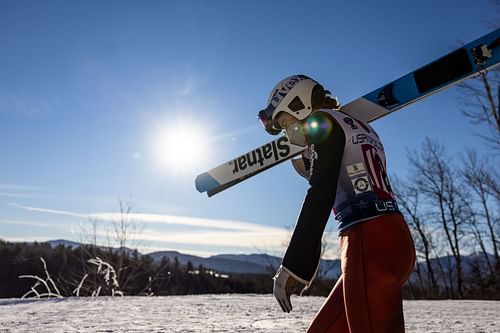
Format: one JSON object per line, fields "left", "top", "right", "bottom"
{"left": 281, "top": 109, "right": 415, "bottom": 333}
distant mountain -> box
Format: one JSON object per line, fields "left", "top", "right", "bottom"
{"left": 410, "top": 252, "right": 498, "bottom": 287}
{"left": 146, "top": 250, "right": 497, "bottom": 282}
{"left": 148, "top": 251, "right": 341, "bottom": 279}
{"left": 148, "top": 251, "right": 277, "bottom": 275}
{"left": 41, "top": 239, "right": 499, "bottom": 284}
{"left": 211, "top": 254, "right": 281, "bottom": 272}
{"left": 45, "top": 239, "right": 137, "bottom": 256}
{"left": 41, "top": 239, "right": 343, "bottom": 278}
{"left": 46, "top": 239, "right": 82, "bottom": 249}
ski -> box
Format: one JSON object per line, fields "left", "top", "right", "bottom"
{"left": 196, "top": 29, "right": 500, "bottom": 197}
{"left": 196, "top": 137, "right": 305, "bottom": 197}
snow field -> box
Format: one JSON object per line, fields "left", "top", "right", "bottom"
{"left": 0, "top": 295, "right": 498, "bottom": 332}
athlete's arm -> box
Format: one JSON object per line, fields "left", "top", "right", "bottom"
{"left": 282, "top": 112, "right": 346, "bottom": 283}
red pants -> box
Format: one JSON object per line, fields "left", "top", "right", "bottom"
{"left": 307, "top": 213, "right": 415, "bottom": 333}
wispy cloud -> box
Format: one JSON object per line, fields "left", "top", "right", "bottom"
{"left": 0, "top": 219, "right": 64, "bottom": 228}
{"left": 90, "top": 212, "right": 282, "bottom": 233}
{"left": 209, "top": 124, "right": 261, "bottom": 143}
{"left": 0, "top": 192, "right": 35, "bottom": 199}
{"left": 0, "top": 184, "right": 49, "bottom": 191}
{"left": 0, "top": 90, "right": 54, "bottom": 117}
{"left": 139, "top": 228, "right": 286, "bottom": 249}
{"left": 173, "top": 69, "right": 208, "bottom": 97}
{"left": 1, "top": 236, "right": 55, "bottom": 243}
{"left": 6, "top": 204, "right": 340, "bottom": 258}
{"left": 9, "top": 203, "right": 291, "bottom": 254}
{"left": 0, "top": 184, "right": 53, "bottom": 199}
{"left": 10, "top": 203, "right": 283, "bottom": 233}
{"left": 177, "top": 77, "right": 198, "bottom": 96}
{"left": 8, "top": 203, "right": 85, "bottom": 218}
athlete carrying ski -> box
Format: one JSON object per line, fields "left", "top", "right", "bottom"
{"left": 258, "top": 75, "right": 416, "bottom": 333}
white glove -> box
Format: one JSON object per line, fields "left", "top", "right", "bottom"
{"left": 273, "top": 266, "right": 301, "bottom": 313}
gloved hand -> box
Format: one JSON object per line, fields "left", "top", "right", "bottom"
{"left": 273, "top": 265, "right": 302, "bottom": 313}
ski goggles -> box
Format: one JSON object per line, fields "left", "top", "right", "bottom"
{"left": 258, "top": 104, "right": 282, "bottom": 135}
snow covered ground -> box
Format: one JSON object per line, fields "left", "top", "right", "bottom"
{"left": 0, "top": 295, "right": 498, "bottom": 332}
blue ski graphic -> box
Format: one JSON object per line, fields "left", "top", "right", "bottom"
{"left": 343, "top": 28, "right": 500, "bottom": 122}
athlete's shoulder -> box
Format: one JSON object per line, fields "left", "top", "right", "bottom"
{"left": 330, "top": 109, "right": 379, "bottom": 136}
{"left": 307, "top": 109, "right": 346, "bottom": 145}
{"left": 314, "top": 108, "right": 353, "bottom": 130}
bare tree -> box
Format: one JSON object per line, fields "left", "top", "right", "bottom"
{"left": 407, "top": 138, "right": 466, "bottom": 297}
{"left": 393, "top": 176, "right": 438, "bottom": 296}
{"left": 460, "top": 149, "right": 499, "bottom": 267}
{"left": 430, "top": 230, "right": 457, "bottom": 298}
{"left": 461, "top": 196, "right": 496, "bottom": 279}
{"left": 76, "top": 198, "right": 147, "bottom": 294}
{"left": 110, "top": 199, "right": 147, "bottom": 290}
{"left": 484, "top": 166, "right": 500, "bottom": 201}
{"left": 78, "top": 213, "right": 100, "bottom": 256}
{"left": 458, "top": 66, "right": 500, "bottom": 151}
{"left": 76, "top": 213, "right": 105, "bottom": 293}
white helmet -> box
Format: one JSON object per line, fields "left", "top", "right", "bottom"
{"left": 258, "top": 75, "right": 332, "bottom": 135}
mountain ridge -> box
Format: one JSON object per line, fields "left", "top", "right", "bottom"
{"left": 44, "top": 239, "right": 341, "bottom": 278}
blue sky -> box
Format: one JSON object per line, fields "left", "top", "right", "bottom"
{"left": 0, "top": 0, "right": 498, "bottom": 258}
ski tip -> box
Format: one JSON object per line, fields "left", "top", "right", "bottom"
{"left": 195, "top": 173, "right": 221, "bottom": 193}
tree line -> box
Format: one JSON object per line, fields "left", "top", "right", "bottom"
{"left": 0, "top": 240, "right": 276, "bottom": 298}
{"left": 0, "top": 239, "right": 340, "bottom": 299}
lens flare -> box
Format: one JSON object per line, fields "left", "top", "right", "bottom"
{"left": 305, "top": 113, "right": 333, "bottom": 143}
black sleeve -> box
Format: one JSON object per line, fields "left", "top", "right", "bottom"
{"left": 282, "top": 114, "right": 346, "bottom": 282}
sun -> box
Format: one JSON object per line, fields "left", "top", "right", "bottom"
{"left": 153, "top": 121, "right": 209, "bottom": 173}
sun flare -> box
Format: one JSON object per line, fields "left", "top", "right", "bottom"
{"left": 153, "top": 121, "right": 209, "bottom": 173}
